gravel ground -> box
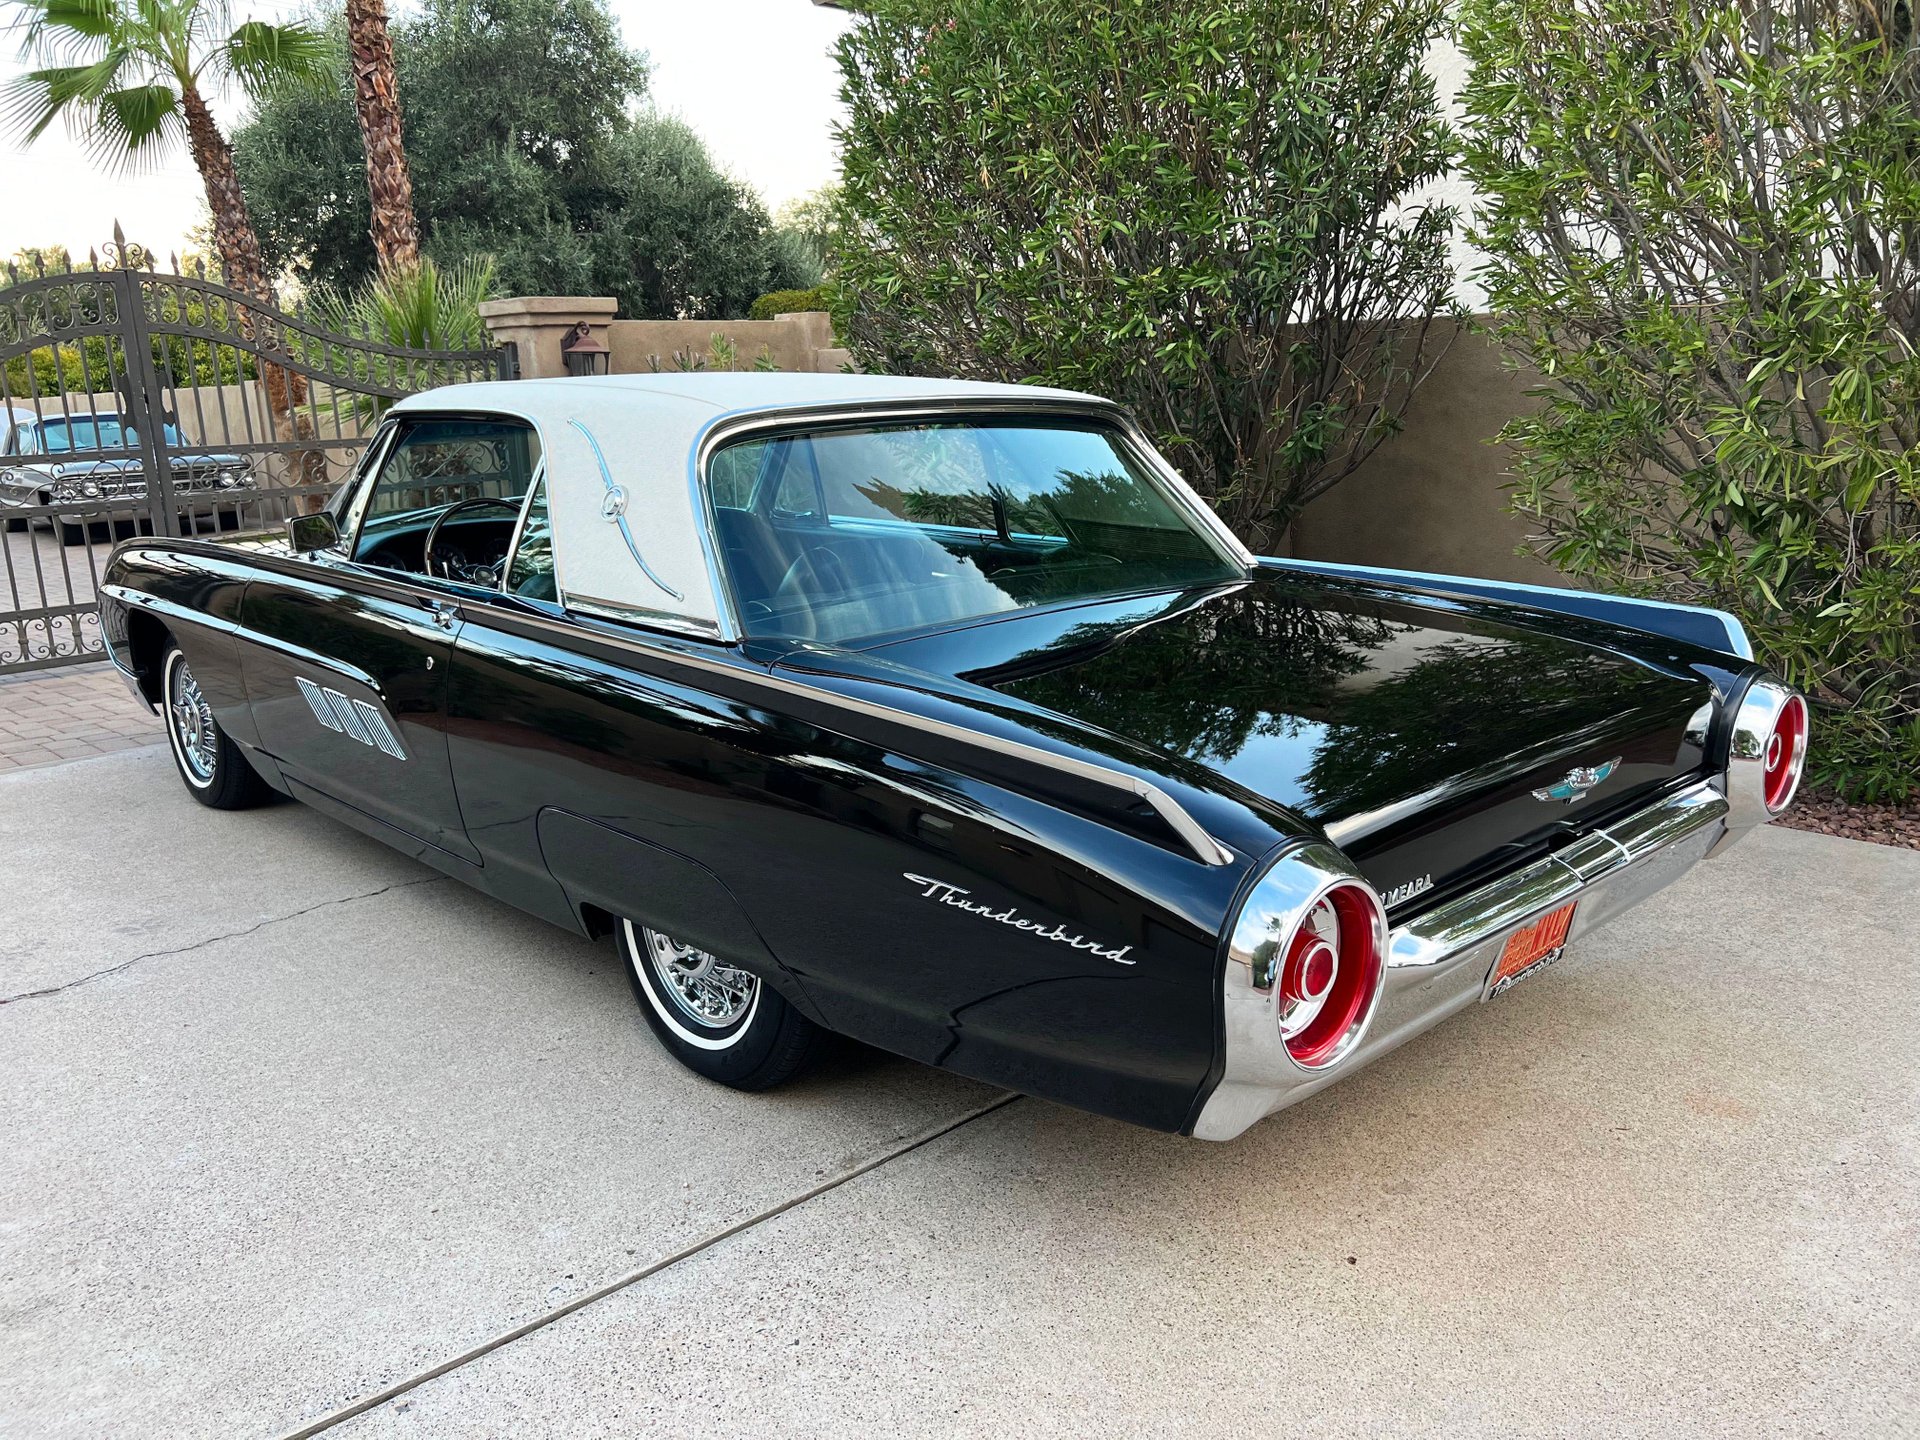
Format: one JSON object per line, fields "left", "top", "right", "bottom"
{"left": 1775, "top": 787, "right": 1920, "bottom": 851}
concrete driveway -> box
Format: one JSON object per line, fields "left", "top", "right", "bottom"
{"left": 3, "top": 745, "right": 1916, "bottom": 1438}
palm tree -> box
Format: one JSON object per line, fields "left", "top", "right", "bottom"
{"left": 6, "top": 0, "right": 328, "bottom": 303}
{"left": 343, "top": 0, "right": 420, "bottom": 273}
{"left": 5, "top": 0, "right": 330, "bottom": 454}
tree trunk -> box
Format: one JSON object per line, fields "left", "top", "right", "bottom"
{"left": 178, "top": 81, "right": 325, "bottom": 497}
{"left": 346, "top": 0, "right": 422, "bottom": 273}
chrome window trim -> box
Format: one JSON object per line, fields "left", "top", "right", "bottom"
{"left": 688, "top": 398, "right": 1256, "bottom": 646}
{"left": 1195, "top": 778, "right": 1731, "bottom": 1140}
{"left": 499, "top": 459, "right": 551, "bottom": 597}
{"left": 345, "top": 409, "right": 551, "bottom": 570}
{"left": 336, "top": 421, "right": 400, "bottom": 556}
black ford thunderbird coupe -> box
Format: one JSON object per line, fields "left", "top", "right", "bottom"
{"left": 98, "top": 375, "right": 1808, "bottom": 1139}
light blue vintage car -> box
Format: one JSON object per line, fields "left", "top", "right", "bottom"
{"left": 1, "top": 407, "right": 257, "bottom": 543}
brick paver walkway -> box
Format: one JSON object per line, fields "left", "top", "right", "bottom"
{"left": 0, "top": 663, "right": 159, "bottom": 772}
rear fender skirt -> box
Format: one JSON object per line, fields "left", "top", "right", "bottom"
{"left": 1267, "top": 558, "right": 1753, "bottom": 660}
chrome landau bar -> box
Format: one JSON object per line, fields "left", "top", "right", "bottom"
{"left": 1193, "top": 779, "right": 1731, "bottom": 1141}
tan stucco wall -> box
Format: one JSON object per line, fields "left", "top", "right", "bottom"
{"left": 607, "top": 312, "right": 843, "bottom": 375}
{"left": 1291, "top": 319, "right": 1563, "bottom": 585}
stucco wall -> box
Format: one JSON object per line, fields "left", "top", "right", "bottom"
{"left": 607, "top": 312, "right": 845, "bottom": 375}
{"left": 1291, "top": 319, "right": 1562, "bottom": 585}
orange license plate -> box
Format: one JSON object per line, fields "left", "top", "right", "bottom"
{"left": 1488, "top": 902, "right": 1577, "bottom": 997}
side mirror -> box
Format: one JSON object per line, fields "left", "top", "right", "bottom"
{"left": 287, "top": 512, "right": 341, "bottom": 555}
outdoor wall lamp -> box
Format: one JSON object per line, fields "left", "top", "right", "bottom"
{"left": 562, "top": 322, "right": 611, "bottom": 377}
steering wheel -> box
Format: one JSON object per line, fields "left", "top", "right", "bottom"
{"left": 425, "top": 497, "right": 522, "bottom": 581}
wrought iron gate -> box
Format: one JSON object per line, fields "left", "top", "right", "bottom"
{"left": 0, "top": 246, "right": 508, "bottom": 673}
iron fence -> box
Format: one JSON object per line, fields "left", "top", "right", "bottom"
{"left": 0, "top": 236, "right": 507, "bottom": 673}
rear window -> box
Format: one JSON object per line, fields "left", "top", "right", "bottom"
{"left": 708, "top": 418, "right": 1241, "bottom": 645}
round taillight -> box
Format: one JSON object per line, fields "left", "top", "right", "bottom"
{"left": 1279, "top": 879, "right": 1386, "bottom": 1069}
{"left": 1762, "top": 692, "right": 1808, "bottom": 813}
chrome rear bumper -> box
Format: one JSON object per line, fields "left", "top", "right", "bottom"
{"left": 1192, "top": 779, "right": 1730, "bottom": 1141}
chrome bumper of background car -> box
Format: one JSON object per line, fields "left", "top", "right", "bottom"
{"left": 1192, "top": 779, "right": 1731, "bottom": 1141}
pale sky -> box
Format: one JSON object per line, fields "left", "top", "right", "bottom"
{"left": 0, "top": 0, "right": 856, "bottom": 261}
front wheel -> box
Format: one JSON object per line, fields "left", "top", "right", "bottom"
{"left": 618, "top": 920, "right": 822, "bottom": 1090}
{"left": 162, "top": 645, "right": 270, "bottom": 809}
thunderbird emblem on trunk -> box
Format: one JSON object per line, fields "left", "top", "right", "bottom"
{"left": 1532, "top": 757, "right": 1620, "bottom": 804}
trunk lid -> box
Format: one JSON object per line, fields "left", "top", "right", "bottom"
{"left": 857, "top": 569, "right": 1719, "bottom": 913}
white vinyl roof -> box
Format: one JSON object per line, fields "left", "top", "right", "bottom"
{"left": 387, "top": 373, "right": 1232, "bottom": 638}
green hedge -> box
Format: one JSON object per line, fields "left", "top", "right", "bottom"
{"left": 748, "top": 287, "right": 833, "bottom": 322}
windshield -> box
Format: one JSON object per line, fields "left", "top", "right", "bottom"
{"left": 709, "top": 418, "right": 1243, "bottom": 645}
{"left": 37, "top": 416, "right": 185, "bottom": 452}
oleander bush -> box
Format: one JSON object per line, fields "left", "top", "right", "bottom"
{"left": 1459, "top": 0, "right": 1920, "bottom": 801}
{"left": 832, "top": 0, "right": 1459, "bottom": 550}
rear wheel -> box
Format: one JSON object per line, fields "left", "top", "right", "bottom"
{"left": 617, "top": 919, "right": 822, "bottom": 1090}
{"left": 162, "top": 645, "right": 270, "bottom": 809}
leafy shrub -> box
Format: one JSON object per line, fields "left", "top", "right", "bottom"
{"left": 749, "top": 287, "right": 833, "bottom": 322}
{"left": 309, "top": 255, "right": 496, "bottom": 415}
{"left": 1459, "top": 0, "right": 1920, "bottom": 801}
{"left": 832, "top": 0, "right": 1459, "bottom": 550}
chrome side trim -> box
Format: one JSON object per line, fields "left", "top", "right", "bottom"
{"left": 1194, "top": 779, "right": 1729, "bottom": 1140}
{"left": 492, "top": 603, "right": 1236, "bottom": 867}
{"left": 1270, "top": 558, "right": 1754, "bottom": 660}
{"left": 295, "top": 675, "right": 411, "bottom": 761}
{"left": 765, "top": 663, "right": 1237, "bottom": 868}
{"left": 328, "top": 690, "right": 376, "bottom": 746}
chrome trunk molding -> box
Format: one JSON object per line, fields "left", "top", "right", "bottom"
{"left": 1193, "top": 778, "right": 1730, "bottom": 1141}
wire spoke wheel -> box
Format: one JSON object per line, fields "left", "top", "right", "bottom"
{"left": 166, "top": 653, "right": 217, "bottom": 786}
{"left": 642, "top": 927, "right": 760, "bottom": 1030}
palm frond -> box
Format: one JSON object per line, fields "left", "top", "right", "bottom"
{"left": 311, "top": 256, "right": 500, "bottom": 419}
{"left": 21, "top": 0, "right": 120, "bottom": 52}
{"left": 218, "top": 19, "right": 332, "bottom": 99}
{"left": 2, "top": 49, "right": 131, "bottom": 142}
{"left": 88, "top": 81, "right": 183, "bottom": 168}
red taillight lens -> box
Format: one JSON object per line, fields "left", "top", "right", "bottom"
{"left": 1281, "top": 880, "right": 1386, "bottom": 1069}
{"left": 1762, "top": 692, "right": 1808, "bottom": 813}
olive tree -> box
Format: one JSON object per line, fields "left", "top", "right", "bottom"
{"left": 1459, "top": 0, "right": 1920, "bottom": 800}
{"left": 832, "top": 0, "right": 1459, "bottom": 550}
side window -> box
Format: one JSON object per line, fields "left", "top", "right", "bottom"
{"left": 707, "top": 441, "right": 760, "bottom": 510}
{"left": 350, "top": 416, "right": 541, "bottom": 567}
{"left": 505, "top": 476, "right": 557, "bottom": 601}
{"left": 1, "top": 425, "right": 16, "bottom": 456}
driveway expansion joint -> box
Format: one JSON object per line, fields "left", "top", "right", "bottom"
{"left": 275, "top": 1089, "right": 1025, "bottom": 1440}
{"left": 0, "top": 873, "right": 450, "bottom": 1008}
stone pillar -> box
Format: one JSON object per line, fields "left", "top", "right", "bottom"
{"left": 476, "top": 296, "right": 620, "bottom": 379}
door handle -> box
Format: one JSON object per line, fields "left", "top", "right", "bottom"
{"left": 419, "top": 596, "right": 460, "bottom": 631}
